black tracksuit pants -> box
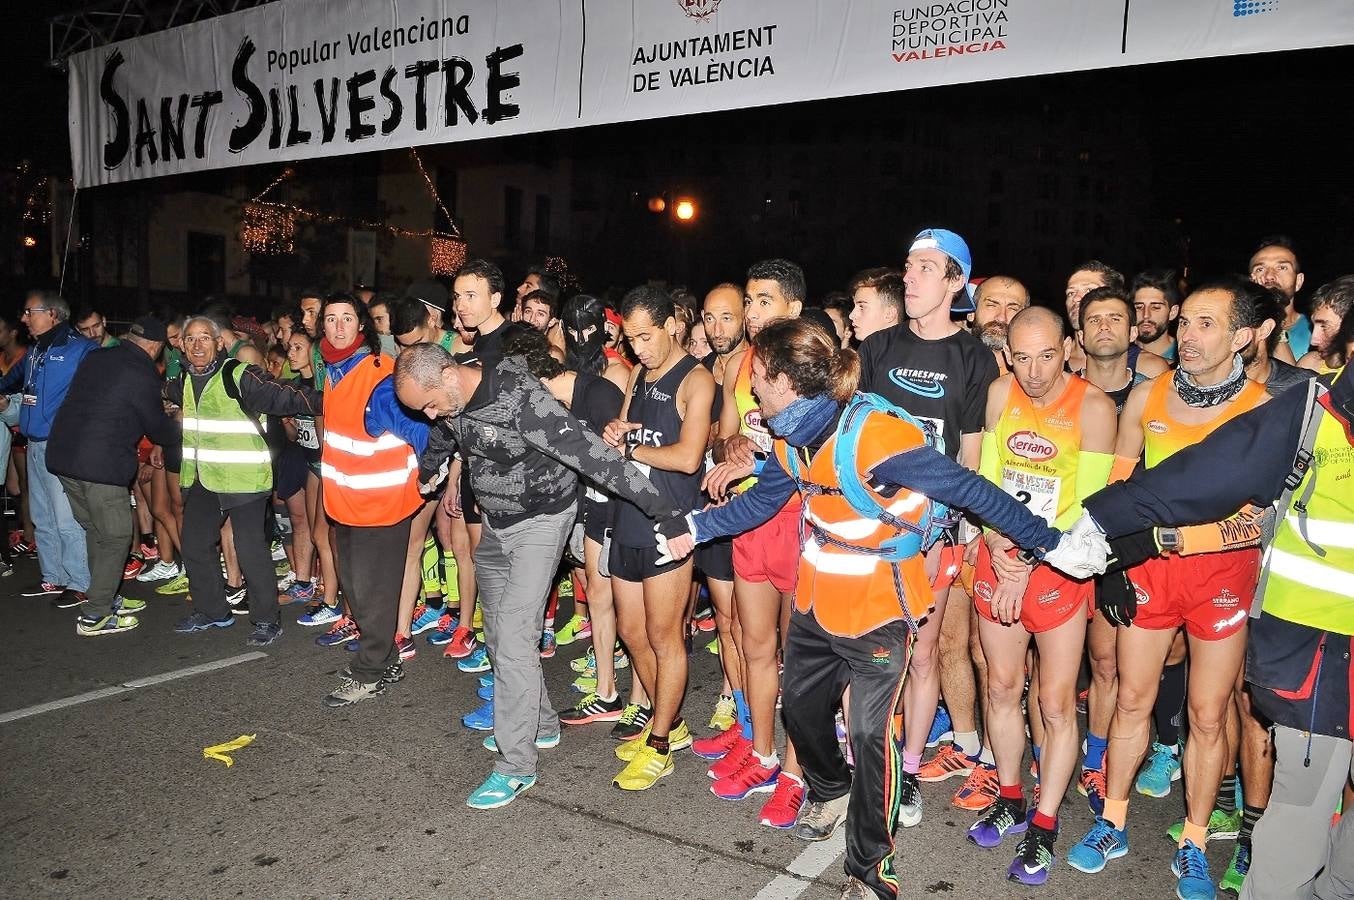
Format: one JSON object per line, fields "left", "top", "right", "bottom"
{"left": 781, "top": 610, "right": 912, "bottom": 900}
{"left": 335, "top": 515, "right": 413, "bottom": 683}
{"left": 182, "top": 485, "right": 278, "bottom": 625}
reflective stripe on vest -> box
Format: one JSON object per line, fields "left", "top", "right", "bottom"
{"left": 180, "top": 364, "right": 272, "bottom": 493}
{"left": 321, "top": 354, "right": 424, "bottom": 526}
{"left": 1262, "top": 409, "right": 1354, "bottom": 635}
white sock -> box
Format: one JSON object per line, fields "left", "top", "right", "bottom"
{"left": 978, "top": 746, "right": 996, "bottom": 766}
{"left": 755, "top": 750, "right": 780, "bottom": 768}
{"left": 954, "top": 730, "right": 981, "bottom": 757}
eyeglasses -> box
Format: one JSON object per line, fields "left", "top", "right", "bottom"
{"left": 20, "top": 307, "right": 50, "bottom": 317}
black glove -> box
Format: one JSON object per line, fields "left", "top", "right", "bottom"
{"left": 654, "top": 512, "right": 696, "bottom": 541}
{"left": 1097, "top": 569, "right": 1137, "bottom": 627}
{"left": 1103, "top": 529, "right": 1159, "bottom": 574}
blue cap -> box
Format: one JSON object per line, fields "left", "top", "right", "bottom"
{"left": 910, "top": 228, "right": 974, "bottom": 313}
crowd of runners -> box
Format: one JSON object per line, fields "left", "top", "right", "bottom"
{"left": 3, "top": 228, "right": 1353, "bottom": 900}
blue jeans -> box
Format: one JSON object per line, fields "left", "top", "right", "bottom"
{"left": 26, "top": 439, "right": 89, "bottom": 591}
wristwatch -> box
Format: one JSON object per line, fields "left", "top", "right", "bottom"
{"left": 1016, "top": 548, "right": 1039, "bottom": 566}
{"left": 1156, "top": 527, "right": 1181, "bottom": 553}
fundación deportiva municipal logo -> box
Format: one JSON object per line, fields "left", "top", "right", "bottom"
{"left": 1233, "top": 0, "right": 1277, "bottom": 16}
{"left": 678, "top": 0, "right": 722, "bottom": 20}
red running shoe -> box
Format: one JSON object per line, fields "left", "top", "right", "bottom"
{"left": 692, "top": 723, "right": 744, "bottom": 760}
{"left": 758, "top": 773, "right": 806, "bottom": 828}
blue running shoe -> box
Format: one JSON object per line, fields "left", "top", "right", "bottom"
{"left": 1067, "top": 818, "right": 1129, "bottom": 874}
{"left": 462, "top": 698, "right": 494, "bottom": 731}
{"left": 458, "top": 646, "right": 491, "bottom": 673}
{"left": 927, "top": 703, "right": 954, "bottom": 748}
{"left": 482, "top": 732, "right": 560, "bottom": 752}
{"left": 428, "top": 613, "right": 460, "bottom": 645}
{"left": 315, "top": 615, "right": 359, "bottom": 647}
{"left": 466, "top": 771, "right": 534, "bottom": 810}
{"left": 174, "top": 611, "right": 234, "bottom": 633}
{"left": 477, "top": 682, "right": 494, "bottom": 701}
{"left": 968, "top": 798, "right": 1028, "bottom": 849}
{"left": 478, "top": 673, "right": 494, "bottom": 688}
{"left": 297, "top": 604, "right": 342, "bottom": 628}
{"left": 1173, "top": 840, "right": 1216, "bottom": 900}
{"left": 411, "top": 604, "right": 446, "bottom": 636}
{"left": 1136, "top": 742, "right": 1182, "bottom": 798}
{"left": 1009, "top": 823, "right": 1057, "bottom": 886}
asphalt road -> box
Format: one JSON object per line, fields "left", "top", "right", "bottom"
{"left": 1, "top": 553, "right": 1217, "bottom": 899}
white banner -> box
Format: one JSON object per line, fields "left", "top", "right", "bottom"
{"left": 69, "top": 0, "right": 1354, "bottom": 188}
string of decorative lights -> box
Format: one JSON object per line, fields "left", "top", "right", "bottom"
{"left": 239, "top": 150, "right": 466, "bottom": 274}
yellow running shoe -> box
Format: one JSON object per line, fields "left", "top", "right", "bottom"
{"left": 613, "top": 743, "right": 674, "bottom": 791}
{"left": 615, "top": 720, "right": 691, "bottom": 761}
{"left": 709, "top": 695, "right": 736, "bottom": 731}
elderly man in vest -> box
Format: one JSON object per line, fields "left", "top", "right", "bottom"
{"left": 1071, "top": 366, "right": 1354, "bottom": 900}
{"left": 170, "top": 315, "right": 320, "bottom": 646}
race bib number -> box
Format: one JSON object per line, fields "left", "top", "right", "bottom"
{"left": 295, "top": 418, "right": 319, "bottom": 450}
{"left": 1002, "top": 468, "right": 1060, "bottom": 526}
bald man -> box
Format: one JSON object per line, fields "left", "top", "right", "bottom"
{"left": 971, "top": 306, "right": 1117, "bottom": 882}
{"left": 969, "top": 276, "right": 1031, "bottom": 373}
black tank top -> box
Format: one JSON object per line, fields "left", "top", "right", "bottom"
{"left": 701, "top": 353, "right": 725, "bottom": 423}
{"left": 614, "top": 354, "right": 703, "bottom": 545}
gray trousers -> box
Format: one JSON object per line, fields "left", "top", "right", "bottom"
{"left": 475, "top": 505, "right": 573, "bottom": 778}
{"left": 1243, "top": 725, "right": 1354, "bottom": 900}
{"left": 57, "top": 477, "right": 132, "bottom": 619}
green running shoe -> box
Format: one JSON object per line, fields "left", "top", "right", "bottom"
{"left": 155, "top": 573, "right": 191, "bottom": 595}
{"left": 1221, "top": 840, "right": 1250, "bottom": 894}
{"left": 1166, "top": 808, "right": 1241, "bottom": 844}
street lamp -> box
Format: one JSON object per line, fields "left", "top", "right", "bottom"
{"left": 673, "top": 198, "right": 697, "bottom": 222}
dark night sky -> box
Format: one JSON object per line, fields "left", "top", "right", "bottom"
{"left": 8, "top": 6, "right": 1353, "bottom": 296}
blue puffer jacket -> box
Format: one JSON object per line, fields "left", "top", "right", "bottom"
{"left": 20, "top": 323, "right": 97, "bottom": 441}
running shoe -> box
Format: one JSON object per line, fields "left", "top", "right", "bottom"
{"left": 1166, "top": 809, "right": 1241, "bottom": 844}
{"left": 270, "top": 539, "right": 287, "bottom": 562}
{"left": 315, "top": 616, "right": 359, "bottom": 647}
{"left": 968, "top": 797, "right": 1028, "bottom": 848}
{"left": 297, "top": 603, "right": 341, "bottom": 627}
{"left": 708, "top": 695, "right": 736, "bottom": 732}
{"left": 794, "top": 794, "right": 849, "bottom": 842}
{"left": 323, "top": 675, "right": 385, "bottom": 707}
{"left": 560, "top": 692, "right": 624, "bottom": 725}
{"left": 52, "top": 589, "right": 88, "bottom": 609}
{"left": 479, "top": 673, "right": 494, "bottom": 688}
{"left": 248, "top": 622, "right": 284, "bottom": 647}
{"left": 462, "top": 698, "right": 494, "bottom": 731}
{"left": 898, "top": 772, "right": 923, "bottom": 828}
{"left": 707, "top": 737, "right": 756, "bottom": 779}
{"left": 76, "top": 613, "right": 139, "bottom": 636}
{"left": 478, "top": 682, "right": 493, "bottom": 701}
{"left": 711, "top": 753, "right": 781, "bottom": 800}
{"left": 457, "top": 646, "right": 491, "bottom": 673}
{"left": 123, "top": 556, "right": 144, "bottom": 580}
{"left": 1136, "top": 742, "right": 1182, "bottom": 798}
{"left": 20, "top": 580, "right": 64, "bottom": 598}
{"left": 395, "top": 634, "right": 416, "bottom": 661}
{"left": 427, "top": 613, "right": 459, "bottom": 645}
{"left": 411, "top": 603, "right": 443, "bottom": 635}
{"left": 1221, "top": 840, "right": 1250, "bottom": 894}
{"left": 839, "top": 878, "right": 871, "bottom": 899}
{"left": 616, "top": 720, "right": 691, "bottom": 762}
{"left": 693, "top": 723, "right": 745, "bottom": 760}
{"left": 927, "top": 703, "right": 954, "bottom": 748}
{"left": 276, "top": 570, "right": 297, "bottom": 592}
{"left": 155, "top": 573, "right": 190, "bottom": 595}
{"left": 225, "top": 584, "right": 248, "bottom": 615}
{"left": 1077, "top": 687, "right": 1089, "bottom": 715}
{"left": 0, "top": 559, "right": 10, "bottom": 578}
{"left": 1067, "top": 818, "right": 1129, "bottom": 874}
{"left": 444, "top": 626, "right": 478, "bottom": 659}
{"left": 466, "top": 772, "right": 534, "bottom": 809}
{"left": 1173, "top": 840, "right": 1216, "bottom": 900}
{"left": 571, "top": 646, "right": 598, "bottom": 674}
{"left": 138, "top": 542, "right": 158, "bottom": 562}
{"left": 555, "top": 612, "right": 591, "bottom": 646}
{"left": 482, "top": 732, "right": 559, "bottom": 753}
{"left": 1079, "top": 767, "right": 1108, "bottom": 817}
{"left": 613, "top": 743, "right": 673, "bottom": 791}
{"left": 759, "top": 773, "right": 806, "bottom": 828}
{"left": 919, "top": 745, "right": 979, "bottom": 783}
{"left": 610, "top": 703, "right": 652, "bottom": 741}
{"left": 571, "top": 674, "right": 598, "bottom": 694}
{"left": 693, "top": 610, "right": 716, "bottom": 633}
{"left": 112, "top": 595, "right": 146, "bottom": 615}
{"left": 953, "top": 762, "right": 1000, "bottom": 811}
{"left": 280, "top": 581, "right": 316, "bottom": 606}
{"left": 706, "top": 637, "right": 719, "bottom": 655}
{"left": 540, "top": 628, "right": 557, "bottom": 659}
{"left": 340, "top": 661, "right": 405, "bottom": 685}
{"left": 1008, "top": 823, "right": 1057, "bottom": 886}
{"left": 174, "top": 611, "right": 234, "bottom": 633}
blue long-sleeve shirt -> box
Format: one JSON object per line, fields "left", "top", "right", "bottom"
{"left": 326, "top": 351, "right": 428, "bottom": 455}
{"left": 694, "top": 442, "right": 1060, "bottom": 553}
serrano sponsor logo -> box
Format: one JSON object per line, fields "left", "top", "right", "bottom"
{"left": 745, "top": 409, "right": 765, "bottom": 432}
{"left": 1134, "top": 584, "right": 1150, "bottom": 607}
{"left": 1212, "top": 587, "right": 1241, "bottom": 610}
{"left": 1007, "top": 430, "right": 1056, "bottom": 462}
{"left": 1147, "top": 420, "right": 1168, "bottom": 434}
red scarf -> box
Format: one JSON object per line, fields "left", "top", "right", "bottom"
{"left": 319, "top": 336, "right": 362, "bottom": 365}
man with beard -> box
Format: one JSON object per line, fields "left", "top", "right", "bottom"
{"left": 1299, "top": 276, "right": 1354, "bottom": 373}
{"left": 1249, "top": 235, "right": 1311, "bottom": 358}
{"left": 1065, "top": 262, "right": 1125, "bottom": 373}
{"left": 1130, "top": 270, "right": 1181, "bottom": 363}
{"left": 968, "top": 276, "right": 1030, "bottom": 372}
{"left": 1078, "top": 287, "right": 1171, "bottom": 413}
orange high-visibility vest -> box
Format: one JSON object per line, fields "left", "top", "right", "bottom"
{"left": 321, "top": 355, "right": 422, "bottom": 526}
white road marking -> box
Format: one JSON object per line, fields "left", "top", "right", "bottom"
{"left": 752, "top": 830, "right": 846, "bottom": 899}
{"left": 0, "top": 652, "right": 267, "bottom": 725}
